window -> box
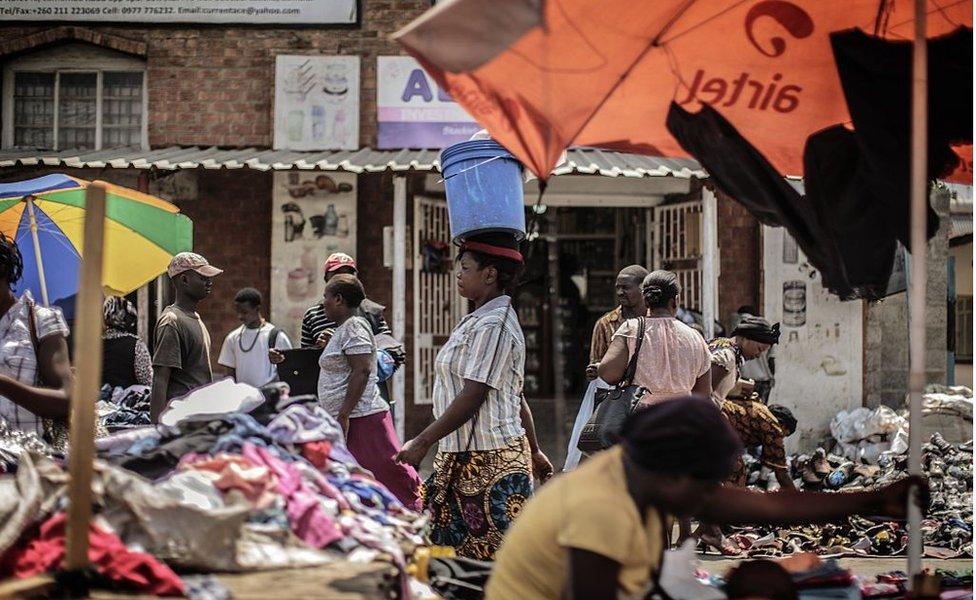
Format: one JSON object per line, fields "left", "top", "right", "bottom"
{"left": 957, "top": 295, "right": 973, "bottom": 361}
{"left": 12, "top": 71, "right": 143, "bottom": 150}
{"left": 3, "top": 43, "right": 147, "bottom": 150}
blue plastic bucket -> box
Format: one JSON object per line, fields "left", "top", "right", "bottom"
{"left": 440, "top": 139, "right": 526, "bottom": 243}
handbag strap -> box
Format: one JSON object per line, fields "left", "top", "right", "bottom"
{"left": 621, "top": 317, "right": 646, "bottom": 387}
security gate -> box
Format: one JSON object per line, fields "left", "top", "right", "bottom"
{"left": 413, "top": 196, "right": 466, "bottom": 405}
{"left": 650, "top": 200, "right": 704, "bottom": 311}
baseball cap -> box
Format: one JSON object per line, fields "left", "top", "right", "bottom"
{"left": 167, "top": 252, "right": 223, "bottom": 278}
{"left": 323, "top": 252, "right": 357, "bottom": 275}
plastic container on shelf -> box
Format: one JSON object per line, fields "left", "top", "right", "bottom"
{"left": 440, "top": 139, "right": 525, "bottom": 243}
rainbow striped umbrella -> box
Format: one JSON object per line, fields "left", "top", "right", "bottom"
{"left": 0, "top": 174, "right": 193, "bottom": 306}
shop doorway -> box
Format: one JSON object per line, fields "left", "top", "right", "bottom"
{"left": 520, "top": 206, "right": 650, "bottom": 400}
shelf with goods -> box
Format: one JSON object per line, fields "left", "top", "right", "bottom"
{"left": 516, "top": 234, "right": 552, "bottom": 398}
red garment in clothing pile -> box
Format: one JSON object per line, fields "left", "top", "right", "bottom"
{"left": 0, "top": 512, "right": 184, "bottom": 597}
{"left": 300, "top": 440, "right": 333, "bottom": 470}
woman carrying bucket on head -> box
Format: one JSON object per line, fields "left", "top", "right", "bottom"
{"left": 395, "top": 137, "right": 551, "bottom": 560}
{"left": 395, "top": 231, "right": 551, "bottom": 559}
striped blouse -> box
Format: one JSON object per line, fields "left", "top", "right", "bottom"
{"left": 432, "top": 295, "right": 526, "bottom": 452}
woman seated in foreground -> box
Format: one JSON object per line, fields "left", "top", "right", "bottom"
{"left": 486, "top": 395, "right": 926, "bottom": 600}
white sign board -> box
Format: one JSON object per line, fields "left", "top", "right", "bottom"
{"left": 0, "top": 0, "right": 357, "bottom": 24}
{"left": 377, "top": 56, "right": 480, "bottom": 149}
{"left": 274, "top": 55, "right": 359, "bottom": 151}
{"left": 271, "top": 171, "right": 357, "bottom": 346}
{"left": 763, "top": 225, "right": 863, "bottom": 453}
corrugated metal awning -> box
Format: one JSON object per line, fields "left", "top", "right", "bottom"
{"left": 0, "top": 146, "right": 706, "bottom": 179}
{"left": 951, "top": 213, "right": 973, "bottom": 239}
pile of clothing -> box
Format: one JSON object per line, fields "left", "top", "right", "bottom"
{"left": 0, "top": 382, "right": 425, "bottom": 597}
{"left": 97, "top": 384, "right": 152, "bottom": 432}
{"left": 0, "top": 419, "right": 53, "bottom": 473}
{"left": 734, "top": 431, "right": 973, "bottom": 558}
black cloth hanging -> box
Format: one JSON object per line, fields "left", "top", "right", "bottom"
{"left": 830, "top": 27, "right": 973, "bottom": 248}
{"left": 802, "top": 124, "right": 898, "bottom": 299}
{"left": 666, "top": 102, "right": 861, "bottom": 299}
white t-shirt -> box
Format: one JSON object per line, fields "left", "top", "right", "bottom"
{"left": 218, "top": 322, "right": 292, "bottom": 388}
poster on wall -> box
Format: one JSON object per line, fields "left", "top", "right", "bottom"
{"left": 763, "top": 225, "right": 863, "bottom": 453}
{"left": 377, "top": 56, "right": 480, "bottom": 149}
{"left": 0, "top": 0, "right": 357, "bottom": 24}
{"left": 271, "top": 171, "right": 357, "bottom": 346}
{"left": 274, "top": 55, "right": 359, "bottom": 151}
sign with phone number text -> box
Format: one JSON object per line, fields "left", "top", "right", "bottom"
{"left": 0, "top": 0, "right": 356, "bottom": 24}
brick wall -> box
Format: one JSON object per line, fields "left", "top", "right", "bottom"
{"left": 864, "top": 189, "right": 950, "bottom": 407}
{"left": 0, "top": 0, "right": 430, "bottom": 147}
{"left": 715, "top": 187, "right": 762, "bottom": 329}
{"left": 173, "top": 170, "right": 273, "bottom": 369}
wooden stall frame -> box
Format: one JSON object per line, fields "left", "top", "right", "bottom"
{"left": 64, "top": 183, "right": 107, "bottom": 570}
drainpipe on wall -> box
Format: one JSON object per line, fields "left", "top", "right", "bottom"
{"left": 392, "top": 175, "right": 407, "bottom": 441}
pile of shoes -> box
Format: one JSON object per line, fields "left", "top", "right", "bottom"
{"left": 790, "top": 447, "right": 910, "bottom": 491}
{"left": 735, "top": 433, "right": 972, "bottom": 557}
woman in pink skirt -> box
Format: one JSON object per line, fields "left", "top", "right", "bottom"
{"left": 317, "top": 274, "right": 421, "bottom": 510}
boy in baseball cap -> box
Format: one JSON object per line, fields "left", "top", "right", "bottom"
{"left": 166, "top": 252, "right": 224, "bottom": 278}
{"left": 150, "top": 252, "right": 223, "bottom": 421}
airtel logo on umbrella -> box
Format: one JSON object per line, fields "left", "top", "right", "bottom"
{"left": 745, "top": 0, "right": 815, "bottom": 57}
{"left": 678, "top": 1, "right": 814, "bottom": 114}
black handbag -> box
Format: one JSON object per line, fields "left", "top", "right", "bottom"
{"left": 577, "top": 317, "right": 647, "bottom": 453}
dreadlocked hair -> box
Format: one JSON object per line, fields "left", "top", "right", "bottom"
{"left": 0, "top": 234, "right": 24, "bottom": 285}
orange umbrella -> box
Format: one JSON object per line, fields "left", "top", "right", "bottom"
{"left": 395, "top": 0, "right": 970, "bottom": 181}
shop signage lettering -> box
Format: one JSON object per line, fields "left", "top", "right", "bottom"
{"left": 0, "top": 0, "right": 357, "bottom": 25}
{"left": 401, "top": 69, "right": 454, "bottom": 103}
{"left": 377, "top": 56, "right": 479, "bottom": 149}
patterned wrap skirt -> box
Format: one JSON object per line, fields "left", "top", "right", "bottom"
{"left": 421, "top": 436, "right": 533, "bottom": 560}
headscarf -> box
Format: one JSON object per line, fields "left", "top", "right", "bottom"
{"left": 458, "top": 231, "right": 523, "bottom": 264}
{"left": 732, "top": 315, "right": 781, "bottom": 345}
{"left": 103, "top": 296, "right": 137, "bottom": 334}
{"left": 620, "top": 395, "right": 743, "bottom": 481}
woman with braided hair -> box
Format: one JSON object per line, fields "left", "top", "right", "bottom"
{"left": 598, "top": 270, "right": 712, "bottom": 402}
{"left": 0, "top": 234, "right": 73, "bottom": 437}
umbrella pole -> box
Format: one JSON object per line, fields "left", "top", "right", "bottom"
{"left": 24, "top": 196, "right": 50, "bottom": 307}
{"left": 906, "top": 0, "right": 927, "bottom": 582}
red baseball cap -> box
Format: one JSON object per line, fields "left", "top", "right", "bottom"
{"left": 324, "top": 252, "right": 357, "bottom": 275}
